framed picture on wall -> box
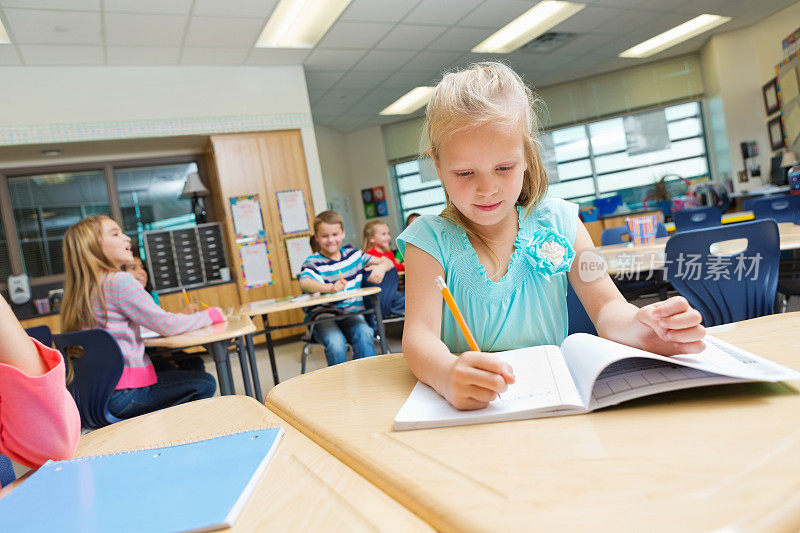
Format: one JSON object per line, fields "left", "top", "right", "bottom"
{"left": 768, "top": 116, "right": 785, "bottom": 151}
{"left": 763, "top": 78, "right": 780, "bottom": 115}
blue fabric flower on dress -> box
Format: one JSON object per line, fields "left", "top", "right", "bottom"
{"left": 524, "top": 228, "right": 575, "bottom": 280}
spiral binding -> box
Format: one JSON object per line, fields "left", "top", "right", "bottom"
{"left": 59, "top": 425, "right": 281, "bottom": 464}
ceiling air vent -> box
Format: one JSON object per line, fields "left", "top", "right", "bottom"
{"left": 519, "top": 32, "right": 577, "bottom": 53}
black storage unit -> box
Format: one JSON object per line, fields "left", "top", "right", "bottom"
{"left": 143, "top": 222, "right": 229, "bottom": 293}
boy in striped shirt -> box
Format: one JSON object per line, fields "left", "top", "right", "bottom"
{"left": 299, "top": 211, "right": 394, "bottom": 366}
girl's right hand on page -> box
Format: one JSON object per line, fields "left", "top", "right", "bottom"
{"left": 443, "top": 352, "right": 515, "bottom": 410}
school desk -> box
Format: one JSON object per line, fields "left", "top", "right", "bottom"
{"left": 243, "top": 286, "right": 387, "bottom": 386}
{"left": 266, "top": 312, "right": 800, "bottom": 532}
{"left": 662, "top": 209, "right": 755, "bottom": 232}
{"left": 597, "top": 221, "right": 800, "bottom": 276}
{"left": 145, "top": 312, "right": 258, "bottom": 399}
{"left": 65, "top": 396, "right": 432, "bottom": 531}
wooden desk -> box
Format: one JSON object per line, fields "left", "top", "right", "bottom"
{"left": 597, "top": 221, "right": 800, "bottom": 276}
{"left": 663, "top": 209, "right": 756, "bottom": 233}
{"left": 145, "top": 313, "right": 257, "bottom": 399}
{"left": 243, "top": 287, "right": 387, "bottom": 386}
{"left": 266, "top": 312, "right": 800, "bottom": 532}
{"left": 67, "top": 396, "right": 432, "bottom": 531}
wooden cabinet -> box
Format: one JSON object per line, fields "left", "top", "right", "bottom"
{"left": 206, "top": 131, "right": 315, "bottom": 340}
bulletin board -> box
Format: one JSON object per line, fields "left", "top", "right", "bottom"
{"left": 777, "top": 46, "right": 800, "bottom": 153}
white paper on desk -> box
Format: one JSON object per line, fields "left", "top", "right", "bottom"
{"left": 276, "top": 189, "right": 310, "bottom": 234}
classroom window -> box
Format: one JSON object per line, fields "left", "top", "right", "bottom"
{"left": 391, "top": 157, "right": 447, "bottom": 223}
{"left": 543, "top": 100, "right": 710, "bottom": 203}
{"left": 390, "top": 101, "right": 710, "bottom": 219}
{"left": 8, "top": 171, "right": 110, "bottom": 277}
{"left": 115, "top": 162, "right": 197, "bottom": 260}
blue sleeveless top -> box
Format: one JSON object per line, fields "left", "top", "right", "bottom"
{"left": 396, "top": 198, "right": 578, "bottom": 353}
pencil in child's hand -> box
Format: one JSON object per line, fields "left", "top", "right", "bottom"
{"left": 434, "top": 276, "right": 479, "bottom": 351}
{"left": 435, "top": 276, "right": 503, "bottom": 400}
{"left": 182, "top": 288, "right": 190, "bottom": 305}
{"left": 199, "top": 301, "right": 211, "bottom": 309}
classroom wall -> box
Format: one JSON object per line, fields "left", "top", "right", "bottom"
{"left": 0, "top": 65, "right": 327, "bottom": 212}
{"left": 315, "top": 123, "right": 399, "bottom": 247}
{"left": 699, "top": 1, "right": 800, "bottom": 192}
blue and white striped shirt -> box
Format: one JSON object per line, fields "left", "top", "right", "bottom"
{"left": 299, "top": 245, "right": 372, "bottom": 316}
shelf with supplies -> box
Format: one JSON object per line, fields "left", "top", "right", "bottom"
{"left": 143, "top": 222, "right": 231, "bottom": 293}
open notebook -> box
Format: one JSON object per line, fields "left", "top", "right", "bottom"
{"left": 0, "top": 427, "right": 283, "bottom": 532}
{"left": 394, "top": 334, "right": 800, "bottom": 431}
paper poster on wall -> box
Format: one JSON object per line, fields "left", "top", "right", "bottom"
{"left": 276, "top": 189, "right": 310, "bottom": 234}
{"left": 328, "top": 192, "right": 356, "bottom": 247}
{"left": 779, "top": 66, "right": 800, "bottom": 104}
{"left": 285, "top": 235, "right": 314, "bottom": 279}
{"left": 229, "top": 195, "right": 265, "bottom": 241}
{"left": 785, "top": 103, "right": 800, "bottom": 146}
{"left": 237, "top": 239, "right": 273, "bottom": 289}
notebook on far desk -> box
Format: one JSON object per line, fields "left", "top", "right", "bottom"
{"left": 0, "top": 427, "right": 284, "bottom": 533}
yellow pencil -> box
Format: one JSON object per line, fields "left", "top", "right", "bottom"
{"left": 434, "top": 276, "right": 479, "bottom": 351}
{"left": 339, "top": 270, "right": 345, "bottom": 283}
{"left": 182, "top": 289, "right": 190, "bottom": 306}
{"left": 198, "top": 301, "right": 211, "bottom": 309}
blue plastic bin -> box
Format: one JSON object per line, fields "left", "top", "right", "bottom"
{"left": 594, "top": 195, "right": 622, "bottom": 217}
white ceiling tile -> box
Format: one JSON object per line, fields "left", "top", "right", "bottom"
{"left": 380, "top": 70, "right": 438, "bottom": 89}
{"left": 589, "top": 0, "right": 647, "bottom": 7}
{"left": 346, "top": 102, "right": 385, "bottom": 115}
{"left": 193, "top": 0, "right": 277, "bottom": 17}
{"left": 311, "top": 102, "right": 346, "bottom": 115}
{"left": 106, "top": 45, "right": 180, "bottom": 64}
{"left": 458, "top": 0, "right": 538, "bottom": 29}
{"left": 547, "top": 33, "right": 616, "bottom": 57}
{"left": 304, "top": 48, "right": 367, "bottom": 71}
{"left": 304, "top": 70, "right": 347, "bottom": 89}
{"left": 359, "top": 87, "right": 409, "bottom": 104}
{"left": 184, "top": 16, "right": 264, "bottom": 48}
{"left": 402, "top": 50, "right": 463, "bottom": 71}
{"left": 104, "top": 13, "right": 187, "bottom": 46}
{"left": 551, "top": 6, "right": 630, "bottom": 33}
{"left": 352, "top": 49, "right": 416, "bottom": 71}
{"left": 317, "top": 21, "right": 393, "bottom": 49}
{"left": 426, "top": 26, "right": 494, "bottom": 51}
{"left": 104, "top": 0, "right": 192, "bottom": 15}
{"left": 181, "top": 47, "right": 248, "bottom": 64}
{"left": 245, "top": 47, "right": 309, "bottom": 65}
{"left": 3, "top": 8, "right": 101, "bottom": 45}
{"left": 0, "top": 0, "right": 99, "bottom": 9}
{"left": 317, "top": 88, "right": 371, "bottom": 105}
{"left": 307, "top": 89, "right": 326, "bottom": 104}
{"left": 404, "top": 0, "right": 483, "bottom": 25}
{"left": 339, "top": 0, "right": 416, "bottom": 22}
{"left": 18, "top": 44, "right": 103, "bottom": 64}
{"left": 376, "top": 23, "right": 449, "bottom": 50}
{"left": 0, "top": 45, "right": 22, "bottom": 65}
{"left": 591, "top": 10, "right": 664, "bottom": 35}
{"left": 331, "top": 71, "right": 393, "bottom": 89}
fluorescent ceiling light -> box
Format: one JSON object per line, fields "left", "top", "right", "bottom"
{"left": 619, "top": 14, "right": 731, "bottom": 58}
{"left": 472, "top": 1, "right": 585, "bottom": 54}
{"left": 256, "top": 0, "right": 352, "bottom": 48}
{"left": 0, "top": 18, "right": 10, "bottom": 44}
{"left": 380, "top": 87, "right": 435, "bottom": 116}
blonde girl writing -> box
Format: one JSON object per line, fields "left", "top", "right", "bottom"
{"left": 397, "top": 63, "right": 705, "bottom": 410}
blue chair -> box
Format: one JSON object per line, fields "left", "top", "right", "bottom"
{"left": 672, "top": 206, "right": 722, "bottom": 232}
{"left": 363, "top": 266, "right": 405, "bottom": 319}
{"left": 25, "top": 325, "right": 53, "bottom": 347}
{"left": 600, "top": 222, "right": 669, "bottom": 245}
{"left": 750, "top": 194, "right": 800, "bottom": 224}
{"left": 53, "top": 329, "right": 124, "bottom": 429}
{"left": 665, "top": 220, "right": 780, "bottom": 327}
{"left": 567, "top": 283, "right": 596, "bottom": 335}
{"left": 0, "top": 454, "right": 15, "bottom": 487}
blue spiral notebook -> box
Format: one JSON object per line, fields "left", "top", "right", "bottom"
{"left": 0, "top": 427, "right": 283, "bottom": 532}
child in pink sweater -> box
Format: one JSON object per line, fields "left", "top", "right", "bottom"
{"left": 0, "top": 293, "right": 80, "bottom": 480}
{"left": 61, "top": 216, "right": 225, "bottom": 420}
